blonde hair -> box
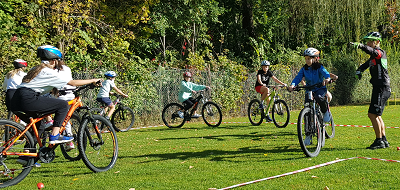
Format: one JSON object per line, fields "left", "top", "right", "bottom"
{"left": 6, "top": 68, "right": 25, "bottom": 79}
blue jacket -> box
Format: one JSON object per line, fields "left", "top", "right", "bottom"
{"left": 291, "top": 65, "right": 330, "bottom": 92}
{"left": 178, "top": 80, "right": 206, "bottom": 102}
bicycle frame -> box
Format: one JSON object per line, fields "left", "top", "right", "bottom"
{"left": 262, "top": 85, "right": 284, "bottom": 115}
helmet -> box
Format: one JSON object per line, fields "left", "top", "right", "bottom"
{"left": 13, "top": 59, "right": 27, "bottom": 69}
{"left": 183, "top": 72, "right": 192, "bottom": 78}
{"left": 104, "top": 71, "right": 117, "bottom": 78}
{"left": 363, "top": 32, "right": 382, "bottom": 41}
{"left": 303, "top": 47, "right": 320, "bottom": 57}
{"left": 37, "top": 45, "right": 63, "bottom": 60}
{"left": 261, "top": 60, "right": 270, "bottom": 66}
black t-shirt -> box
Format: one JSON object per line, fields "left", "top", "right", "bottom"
{"left": 255, "top": 70, "right": 273, "bottom": 87}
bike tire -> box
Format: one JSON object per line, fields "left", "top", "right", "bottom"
{"left": 162, "top": 103, "right": 186, "bottom": 128}
{"left": 272, "top": 99, "right": 290, "bottom": 128}
{"left": 90, "top": 108, "right": 104, "bottom": 116}
{"left": 201, "top": 102, "right": 222, "bottom": 127}
{"left": 78, "top": 115, "right": 118, "bottom": 172}
{"left": 60, "top": 112, "right": 83, "bottom": 161}
{"left": 248, "top": 99, "right": 263, "bottom": 126}
{"left": 111, "top": 106, "right": 135, "bottom": 132}
{"left": 297, "top": 108, "right": 322, "bottom": 157}
{"left": 0, "top": 120, "right": 35, "bottom": 188}
{"left": 324, "top": 112, "right": 335, "bottom": 139}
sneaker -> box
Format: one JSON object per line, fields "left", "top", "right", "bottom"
{"left": 304, "top": 135, "right": 312, "bottom": 146}
{"left": 177, "top": 111, "right": 184, "bottom": 119}
{"left": 17, "top": 156, "right": 41, "bottom": 167}
{"left": 323, "top": 111, "right": 331, "bottom": 123}
{"left": 65, "top": 141, "right": 75, "bottom": 152}
{"left": 192, "top": 114, "right": 202, "bottom": 118}
{"left": 366, "top": 139, "right": 385, "bottom": 149}
{"left": 383, "top": 140, "right": 390, "bottom": 148}
{"left": 105, "top": 116, "right": 110, "bottom": 120}
{"left": 265, "top": 115, "right": 273, "bottom": 122}
{"left": 44, "top": 120, "right": 54, "bottom": 128}
{"left": 49, "top": 134, "right": 74, "bottom": 144}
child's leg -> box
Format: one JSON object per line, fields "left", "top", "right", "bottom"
{"left": 107, "top": 104, "right": 116, "bottom": 118}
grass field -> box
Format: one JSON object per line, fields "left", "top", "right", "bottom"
{"left": 6, "top": 104, "right": 400, "bottom": 190}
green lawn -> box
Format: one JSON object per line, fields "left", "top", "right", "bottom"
{"left": 7, "top": 104, "right": 400, "bottom": 190}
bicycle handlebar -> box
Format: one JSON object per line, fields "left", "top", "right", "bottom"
{"left": 293, "top": 79, "right": 335, "bottom": 92}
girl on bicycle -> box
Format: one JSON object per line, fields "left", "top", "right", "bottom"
{"left": 3, "top": 59, "right": 28, "bottom": 111}
{"left": 10, "top": 45, "right": 101, "bottom": 145}
{"left": 179, "top": 71, "right": 210, "bottom": 118}
{"left": 96, "top": 71, "right": 129, "bottom": 120}
{"left": 288, "top": 48, "right": 331, "bottom": 122}
{"left": 255, "top": 60, "right": 287, "bottom": 122}
{"left": 350, "top": 32, "right": 391, "bottom": 149}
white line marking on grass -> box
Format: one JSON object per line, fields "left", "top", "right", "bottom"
{"left": 217, "top": 157, "right": 400, "bottom": 190}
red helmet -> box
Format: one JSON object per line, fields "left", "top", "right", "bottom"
{"left": 183, "top": 72, "right": 192, "bottom": 78}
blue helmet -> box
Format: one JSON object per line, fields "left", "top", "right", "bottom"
{"left": 37, "top": 45, "right": 63, "bottom": 60}
{"left": 104, "top": 71, "right": 117, "bottom": 78}
{"left": 261, "top": 60, "right": 270, "bottom": 66}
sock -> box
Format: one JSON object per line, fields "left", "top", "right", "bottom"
{"left": 376, "top": 138, "right": 382, "bottom": 141}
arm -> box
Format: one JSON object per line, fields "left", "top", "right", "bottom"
{"left": 257, "top": 74, "right": 265, "bottom": 87}
{"left": 329, "top": 73, "right": 338, "bottom": 81}
{"left": 113, "top": 86, "right": 128, "bottom": 97}
{"left": 67, "top": 79, "right": 101, "bottom": 86}
{"left": 271, "top": 76, "right": 286, "bottom": 86}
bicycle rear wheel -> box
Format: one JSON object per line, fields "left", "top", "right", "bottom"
{"left": 297, "top": 108, "right": 322, "bottom": 157}
{"left": 111, "top": 106, "right": 135, "bottom": 132}
{"left": 272, "top": 99, "right": 290, "bottom": 128}
{"left": 60, "top": 112, "right": 82, "bottom": 161}
{"left": 162, "top": 103, "right": 186, "bottom": 128}
{"left": 324, "top": 112, "right": 335, "bottom": 139}
{"left": 201, "top": 102, "right": 222, "bottom": 127}
{"left": 78, "top": 115, "right": 118, "bottom": 172}
{"left": 248, "top": 99, "right": 263, "bottom": 126}
{"left": 0, "top": 120, "right": 35, "bottom": 188}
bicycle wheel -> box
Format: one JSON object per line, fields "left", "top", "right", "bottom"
{"left": 78, "top": 115, "right": 118, "bottom": 172}
{"left": 324, "top": 112, "right": 335, "bottom": 139}
{"left": 201, "top": 102, "right": 222, "bottom": 127}
{"left": 0, "top": 120, "right": 35, "bottom": 188}
{"left": 60, "top": 113, "right": 82, "bottom": 161}
{"left": 297, "top": 108, "right": 322, "bottom": 157}
{"left": 272, "top": 99, "right": 290, "bottom": 128}
{"left": 248, "top": 99, "right": 263, "bottom": 126}
{"left": 162, "top": 103, "right": 186, "bottom": 128}
{"left": 111, "top": 106, "right": 135, "bottom": 132}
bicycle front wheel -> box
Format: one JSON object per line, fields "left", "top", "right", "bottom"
{"left": 78, "top": 115, "right": 118, "bottom": 172}
{"left": 162, "top": 103, "right": 186, "bottom": 128}
{"left": 272, "top": 99, "right": 290, "bottom": 128}
{"left": 0, "top": 120, "right": 35, "bottom": 188}
{"left": 297, "top": 108, "right": 322, "bottom": 157}
{"left": 60, "top": 112, "right": 82, "bottom": 161}
{"left": 201, "top": 102, "right": 222, "bottom": 127}
{"left": 111, "top": 106, "right": 135, "bottom": 132}
{"left": 248, "top": 99, "right": 263, "bottom": 126}
{"left": 324, "top": 112, "right": 335, "bottom": 139}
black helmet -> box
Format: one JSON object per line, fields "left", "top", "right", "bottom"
{"left": 37, "top": 45, "right": 63, "bottom": 60}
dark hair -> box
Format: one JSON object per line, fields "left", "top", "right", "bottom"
{"left": 303, "top": 58, "right": 322, "bottom": 70}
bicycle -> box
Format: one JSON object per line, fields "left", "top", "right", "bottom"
{"left": 162, "top": 89, "right": 222, "bottom": 128}
{"left": 292, "top": 81, "right": 335, "bottom": 157}
{"left": 7, "top": 111, "right": 82, "bottom": 161}
{"left": 91, "top": 94, "right": 135, "bottom": 132}
{"left": 247, "top": 85, "right": 290, "bottom": 128}
{"left": 0, "top": 83, "right": 118, "bottom": 188}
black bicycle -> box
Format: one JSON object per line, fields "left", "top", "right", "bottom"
{"left": 162, "top": 89, "right": 222, "bottom": 128}
{"left": 292, "top": 81, "right": 334, "bottom": 157}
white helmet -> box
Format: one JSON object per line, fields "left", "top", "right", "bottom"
{"left": 303, "top": 48, "right": 320, "bottom": 57}
{"left": 261, "top": 60, "right": 271, "bottom": 66}
{"left": 104, "top": 71, "right": 117, "bottom": 77}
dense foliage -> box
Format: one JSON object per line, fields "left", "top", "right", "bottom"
{"left": 1, "top": 0, "right": 400, "bottom": 124}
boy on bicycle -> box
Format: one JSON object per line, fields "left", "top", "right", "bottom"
{"left": 178, "top": 72, "right": 210, "bottom": 118}
{"left": 288, "top": 47, "right": 331, "bottom": 123}
{"left": 96, "top": 71, "right": 129, "bottom": 120}
{"left": 350, "top": 32, "right": 391, "bottom": 149}
{"left": 255, "top": 60, "right": 287, "bottom": 122}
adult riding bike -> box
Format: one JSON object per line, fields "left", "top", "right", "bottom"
{"left": 247, "top": 85, "right": 290, "bottom": 128}
{"left": 0, "top": 83, "right": 118, "bottom": 188}
{"left": 292, "top": 81, "right": 334, "bottom": 157}
{"left": 91, "top": 93, "right": 135, "bottom": 132}
{"left": 7, "top": 110, "right": 81, "bottom": 162}
{"left": 162, "top": 89, "right": 222, "bottom": 128}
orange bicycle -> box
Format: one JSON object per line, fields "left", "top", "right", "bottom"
{"left": 0, "top": 84, "right": 118, "bottom": 188}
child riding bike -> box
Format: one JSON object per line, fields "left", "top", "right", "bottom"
{"left": 178, "top": 72, "right": 210, "bottom": 118}
{"left": 288, "top": 47, "right": 331, "bottom": 123}
{"left": 255, "top": 60, "right": 287, "bottom": 122}
{"left": 96, "top": 71, "right": 129, "bottom": 120}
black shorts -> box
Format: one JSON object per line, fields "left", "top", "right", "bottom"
{"left": 368, "top": 86, "right": 391, "bottom": 116}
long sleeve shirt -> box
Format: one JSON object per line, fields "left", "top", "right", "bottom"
{"left": 178, "top": 80, "right": 206, "bottom": 102}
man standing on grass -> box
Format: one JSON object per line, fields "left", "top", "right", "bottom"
{"left": 350, "top": 31, "right": 391, "bottom": 149}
